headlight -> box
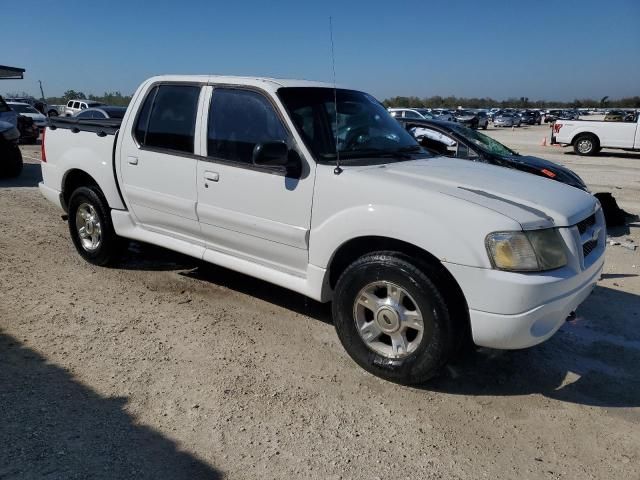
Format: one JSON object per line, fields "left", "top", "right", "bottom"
{"left": 486, "top": 229, "right": 567, "bottom": 272}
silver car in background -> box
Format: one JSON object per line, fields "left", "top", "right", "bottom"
{"left": 493, "top": 112, "right": 521, "bottom": 127}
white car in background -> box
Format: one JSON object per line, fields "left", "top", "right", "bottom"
{"left": 63, "top": 99, "right": 107, "bottom": 116}
{"left": 7, "top": 101, "right": 48, "bottom": 128}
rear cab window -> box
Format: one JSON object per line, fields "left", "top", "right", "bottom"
{"left": 133, "top": 84, "right": 201, "bottom": 153}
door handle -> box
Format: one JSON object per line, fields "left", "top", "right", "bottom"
{"left": 204, "top": 171, "right": 219, "bottom": 182}
{"left": 128, "top": 156, "right": 138, "bottom": 165}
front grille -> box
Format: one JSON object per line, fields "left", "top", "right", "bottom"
{"left": 583, "top": 239, "right": 597, "bottom": 258}
{"left": 576, "top": 214, "right": 596, "bottom": 234}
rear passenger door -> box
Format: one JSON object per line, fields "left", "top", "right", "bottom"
{"left": 119, "top": 83, "right": 205, "bottom": 244}
{"left": 195, "top": 86, "right": 314, "bottom": 275}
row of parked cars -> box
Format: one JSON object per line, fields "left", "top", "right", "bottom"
{"left": 388, "top": 107, "right": 550, "bottom": 129}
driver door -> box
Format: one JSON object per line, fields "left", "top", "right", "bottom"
{"left": 195, "top": 86, "right": 315, "bottom": 275}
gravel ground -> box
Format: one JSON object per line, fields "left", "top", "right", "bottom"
{"left": 1, "top": 132, "right": 639, "bottom": 479}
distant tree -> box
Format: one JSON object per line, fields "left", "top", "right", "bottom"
{"left": 62, "top": 90, "right": 86, "bottom": 101}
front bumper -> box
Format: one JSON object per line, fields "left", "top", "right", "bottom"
{"left": 444, "top": 216, "right": 606, "bottom": 349}
{"left": 466, "top": 260, "right": 601, "bottom": 349}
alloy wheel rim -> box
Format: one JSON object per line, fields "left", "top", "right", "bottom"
{"left": 75, "top": 202, "right": 102, "bottom": 252}
{"left": 577, "top": 139, "right": 592, "bottom": 153}
{"left": 353, "top": 281, "right": 425, "bottom": 359}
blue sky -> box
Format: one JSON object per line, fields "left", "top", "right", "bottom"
{"left": 2, "top": 0, "right": 639, "bottom": 101}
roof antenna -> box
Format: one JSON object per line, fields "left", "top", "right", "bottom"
{"left": 329, "top": 16, "right": 342, "bottom": 175}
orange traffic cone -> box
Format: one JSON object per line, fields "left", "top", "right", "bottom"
{"left": 541, "top": 137, "right": 547, "bottom": 146}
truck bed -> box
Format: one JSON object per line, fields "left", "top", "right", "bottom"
{"left": 49, "top": 116, "right": 122, "bottom": 136}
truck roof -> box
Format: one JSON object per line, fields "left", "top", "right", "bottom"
{"left": 145, "top": 75, "right": 340, "bottom": 92}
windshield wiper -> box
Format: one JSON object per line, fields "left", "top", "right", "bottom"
{"left": 339, "top": 146, "right": 423, "bottom": 160}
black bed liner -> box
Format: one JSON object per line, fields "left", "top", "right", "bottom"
{"left": 48, "top": 116, "right": 122, "bottom": 136}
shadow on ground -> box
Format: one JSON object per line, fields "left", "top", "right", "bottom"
{"left": 0, "top": 162, "right": 42, "bottom": 188}
{"left": 0, "top": 331, "right": 222, "bottom": 479}
{"left": 429, "top": 286, "right": 640, "bottom": 408}
{"left": 564, "top": 151, "right": 640, "bottom": 160}
{"left": 182, "top": 263, "right": 333, "bottom": 325}
{"left": 116, "top": 241, "right": 199, "bottom": 272}
{"left": 104, "top": 242, "right": 638, "bottom": 408}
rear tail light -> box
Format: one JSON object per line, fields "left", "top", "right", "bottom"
{"left": 41, "top": 127, "right": 46, "bottom": 162}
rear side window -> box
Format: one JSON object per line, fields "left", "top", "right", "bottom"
{"left": 207, "top": 88, "right": 288, "bottom": 164}
{"left": 73, "top": 102, "right": 80, "bottom": 109}
{"left": 134, "top": 84, "right": 201, "bottom": 153}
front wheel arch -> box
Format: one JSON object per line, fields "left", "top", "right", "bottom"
{"left": 327, "top": 236, "right": 471, "bottom": 343}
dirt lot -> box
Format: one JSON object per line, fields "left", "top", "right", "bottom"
{"left": 1, "top": 128, "right": 639, "bottom": 479}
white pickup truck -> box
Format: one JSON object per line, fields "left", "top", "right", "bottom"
{"left": 39, "top": 75, "right": 605, "bottom": 384}
{"left": 551, "top": 112, "right": 640, "bottom": 155}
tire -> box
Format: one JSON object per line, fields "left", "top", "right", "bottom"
{"left": 48, "top": 110, "right": 58, "bottom": 117}
{"left": 0, "top": 145, "right": 23, "bottom": 178}
{"left": 573, "top": 134, "right": 599, "bottom": 156}
{"left": 332, "top": 252, "right": 456, "bottom": 384}
{"left": 67, "top": 186, "right": 124, "bottom": 266}
{"left": 482, "top": 124, "right": 487, "bottom": 130}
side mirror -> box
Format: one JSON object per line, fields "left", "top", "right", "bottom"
{"left": 252, "top": 141, "right": 302, "bottom": 178}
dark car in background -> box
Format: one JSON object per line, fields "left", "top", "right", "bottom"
{"left": 519, "top": 110, "right": 542, "bottom": 125}
{"left": 0, "top": 97, "right": 23, "bottom": 178}
{"left": 395, "top": 117, "right": 588, "bottom": 191}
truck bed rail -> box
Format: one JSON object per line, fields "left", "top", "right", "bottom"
{"left": 48, "top": 116, "right": 122, "bottom": 136}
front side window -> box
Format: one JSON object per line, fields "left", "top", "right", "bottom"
{"left": 207, "top": 88, "right": 289, "bottom": 164}
{"left": 73, "top": 102, "right": 80, "bottom": 109}
{"left": 135, "top": 84, "right": 200, "bottom": 153}
{"left": 278, "top": 88, "right": 418, "bottom": 163}
{"left": 450, "top": 124, "right": 515, "bottom": 156}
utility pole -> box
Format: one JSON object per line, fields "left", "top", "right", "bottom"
{"left": 38, "top": 80, "right": 45, "bottom": 101}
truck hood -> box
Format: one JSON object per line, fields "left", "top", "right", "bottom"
{"left": 356, "top": 157, "right": 597, "bottom": 229}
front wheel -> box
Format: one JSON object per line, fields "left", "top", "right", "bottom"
{"left": 332, "top": 252, "right": 455, "bottom": 384}
{"left": 68, "top": 186, "right": 124, "bottom": 266}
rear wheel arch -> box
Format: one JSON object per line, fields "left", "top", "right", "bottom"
{"left": 61, "top": 169, "right": 100, "bottom": 211}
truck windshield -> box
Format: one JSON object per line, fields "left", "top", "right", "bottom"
{"left": 278, "top": 87, "right": 420, "bottom": 162}
{"left": 450, "top": 124, "right": 517, "bottom": 156}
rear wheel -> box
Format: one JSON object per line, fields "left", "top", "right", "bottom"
{"left": 68, "top": 186, "right": 124, "bottom": 266}
{"left": 573, "top": 134, "right": 599, "bottom": 156}
{"left": 332, "top": 252, "right": 456, "bottom": 384}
